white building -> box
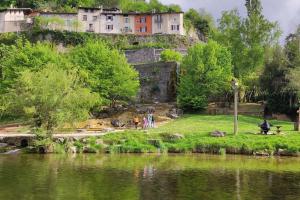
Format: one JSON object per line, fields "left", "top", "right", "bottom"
{"left": 0, "top": 6, "right": 185, "bottom": 36}
{"left": 152, "top": 12, "right": 184, "bottom": 35}
{"left": 0, "top": 8, "right": 32, "bottom": 33}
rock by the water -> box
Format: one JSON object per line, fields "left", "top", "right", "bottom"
{"left": 69, "top": 146, "right": 77, "bottom": 154}
{"left": 56, "top": 138, "right": 65, "bottom": 144}
{"left": 0, "top": 143, "right": 8, "bottom": 148}
{"left": 4, "top": 149, "right": 22, "bottom": 154}
{"left": 83, "top": 146, "right": 97, "bottom": 153}
{"left": 211, "top": 131, "right": 226, "bottom": 137}
{"left": 96, "top": 139, "right": 104, "bottom": 145}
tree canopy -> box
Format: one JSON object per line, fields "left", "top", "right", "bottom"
{"left": 160, "top": 49, "right": 182, "bottom": 62}
{"left": 69, "top": 40, "right": 140, "bottom": 106}
{"left": 178, "top": 41, "right": 233, "bottom": 111}
{"left": 4, "top": 64, "right": 99, "bottom": 134}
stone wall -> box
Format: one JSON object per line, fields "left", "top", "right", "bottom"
{"left": 125, "top": 48, "right": 187, "bottom": 64}
{"left": 134, "top": 61, "right": 179, "bottom": 103}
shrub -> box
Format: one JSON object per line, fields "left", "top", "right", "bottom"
{"left": 160, "top": 49, "right": 183, "bottom": 62}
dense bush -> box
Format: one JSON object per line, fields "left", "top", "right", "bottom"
{"left": 160, "top": 49, "right": 182, "bottom": 62}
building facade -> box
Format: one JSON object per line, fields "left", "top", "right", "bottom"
{"left": 134, "top": 14, "right": 152, "bottom": 35}
{"left": 0, "top": 6, "right": 185, "bottom": 35}
{"left": 0, "top": 8, "right": 32, "bottom": 33}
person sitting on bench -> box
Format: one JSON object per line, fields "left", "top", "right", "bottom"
{"left": 260, "top": 119, "right": 271, "bottom": 134}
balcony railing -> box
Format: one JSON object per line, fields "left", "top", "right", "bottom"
{"left": 86, "top": 28, "right": 95, "bottom": 32}
{"left": 154, "top": 19, "right": 163, "bottom": 23}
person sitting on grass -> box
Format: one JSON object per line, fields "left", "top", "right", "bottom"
{"left": 260, "top": 119, "right": 271, "bottom": 134}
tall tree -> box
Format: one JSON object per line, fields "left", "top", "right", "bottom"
{"left": 4, "top": 64, "right": 99, "bottom": 134}
{"left": 0, "top": 39, "right": 68, "bottom": 93}
{"left": 69, "top": 40, "right": 140, "bottom": 106}
{"left": 178, "top": 41, "right": 233, "bottom": 111}
{"left": 216, "top": 0, "right": 281, "bottom": 79}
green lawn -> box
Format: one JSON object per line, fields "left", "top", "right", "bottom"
{"left": 150, "top": 115, "right": 294, "bottom": 135}
{"left": 100, "top": 115, "right": 300, "bottom": 155}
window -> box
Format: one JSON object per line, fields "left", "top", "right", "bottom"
{"left": 106, "top": 15, "right": 113, "bottom": 21}
{"left": 155, "top": 15, "right": 162, "bottom": 23}
{"left": 124, "top": 17, "right": 129, "bottom": 23}
{"left": 140, "top": 17, "right": 146, "bottom": 23}
{"left": 171, "top": 25, "right": 180, "bottom": 31}
{"left": 88, "top": 24, "right": 94, "bottom": 32}
{"left": 157, "top": 23, "right": 161, "bottom": 29}
{"left": 66, "top": 20, "right": 71, "bottom": 27}
{"left": 106, "top": 25, "right": 113, "bottom": 30}
{"left": 83, "top": 15, "right": 87, "bottom": 21}
{"left": 84, "top": 9, "right": 88, "bottom": 13}
{"left": 140, "top": 26, "right": 147, "bottom": 32}
{"left": 124, "top": 26, "right": 130, "bottom": 32}
{"left": 93, "top": 16, "right": 97, "bottom": 21}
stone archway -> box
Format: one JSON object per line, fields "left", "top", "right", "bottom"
{"left": 20, "top": 139, "right": 28, "bottom": 148}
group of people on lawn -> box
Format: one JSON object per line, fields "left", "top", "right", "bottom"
{"left": 134, "top": 111, "right": 272, "bottom": 133}
{"left": 133, "top": 112, "right": 155, "bottom": 129}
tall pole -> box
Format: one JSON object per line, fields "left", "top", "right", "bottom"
{"left": 232, "top": 79, "right": 238, "bottom": 135}
{"left": 296, "top": 108, "right": 300, "bottom": 131}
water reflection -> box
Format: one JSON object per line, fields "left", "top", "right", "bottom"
{"left": 1, "top": 154, "right": 300, "bottom": 200}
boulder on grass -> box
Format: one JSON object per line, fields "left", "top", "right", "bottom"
{"left": 166, "top": 108, "right": 183, "bottom": 119}
{"left": 160, "top": 133, "right": 184, "bottom": 142}
{"left": 211, "top": 131, "right": 226, "bottom": 137}
{"left": 111, "top": 119, "right": 125, "bottom": 127}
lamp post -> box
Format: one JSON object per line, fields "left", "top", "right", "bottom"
{"left": 232, "top": 79, "right": 239, "bottom": 135}
{"left": 296, "top": 107, "right": 300, "bottom": 131}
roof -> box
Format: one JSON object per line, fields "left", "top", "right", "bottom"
{"left": 78, "top": 7, "right": 121, "bottom": 11}
{"left": 40, "top": 12, "right": 77, "bottom": 15}
{"left": 78, "top": 7, "right": 102, "bottom": 10}
{"left": 123, "top": 11, "right": 184, "bottom": 15}
{"left": 0, "top": 8, "right": 32, "bottom": 12}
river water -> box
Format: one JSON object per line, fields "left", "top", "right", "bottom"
{"left": 1, "top": 154, "right": 300, "bottom": 200}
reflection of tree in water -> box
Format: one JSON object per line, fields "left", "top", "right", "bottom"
{"left": 2, "top": 156, "right": 300, "bottom": 200}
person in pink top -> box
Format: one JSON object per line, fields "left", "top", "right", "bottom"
{"left": 143, "top": 115, "right": 148, "bottom": 129}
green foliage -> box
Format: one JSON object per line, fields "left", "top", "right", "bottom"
{"left": 120, "top": 0, "right": 181, "bottom": 13}
{"left": 288, "top": 68, "right": 300, "bottom": 99}
{"left": 259, "top": 28, "right": 300, "bottom": 114}
{"left": 0, "top": 39, "right": 68, "bottom": 92}
{"left": 97, "top": 115, "right": 298, "bottom": 154}
{"left": 21, "top": 30, "right": 190, "bottom": 50}
{"left": 184, "top": 9, "right": 215, "bottom": 39}
{"left": 69, "top": 40, "right": 139, "bottom": 105}
{"left": 215, "top": 1, "right": 281, "bottom": 79}
{"left": 260, "top": 46, "right": 296, "bottom": 114}
{"left": 4, "top": 64, "right": 99, "bottom": 134}
{"left": 178, "top": 41, "right": 233, "bottom": 111}
{"left": 160, "top": 49, "right": 182, "bottom": 62}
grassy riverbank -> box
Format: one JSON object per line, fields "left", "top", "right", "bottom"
{"left": 58, "top": 115, "right": 300, "bottom": 156}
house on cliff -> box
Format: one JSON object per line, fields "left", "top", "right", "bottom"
{"left": 36, "top": 6, "right": 184, "bottom": 35}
